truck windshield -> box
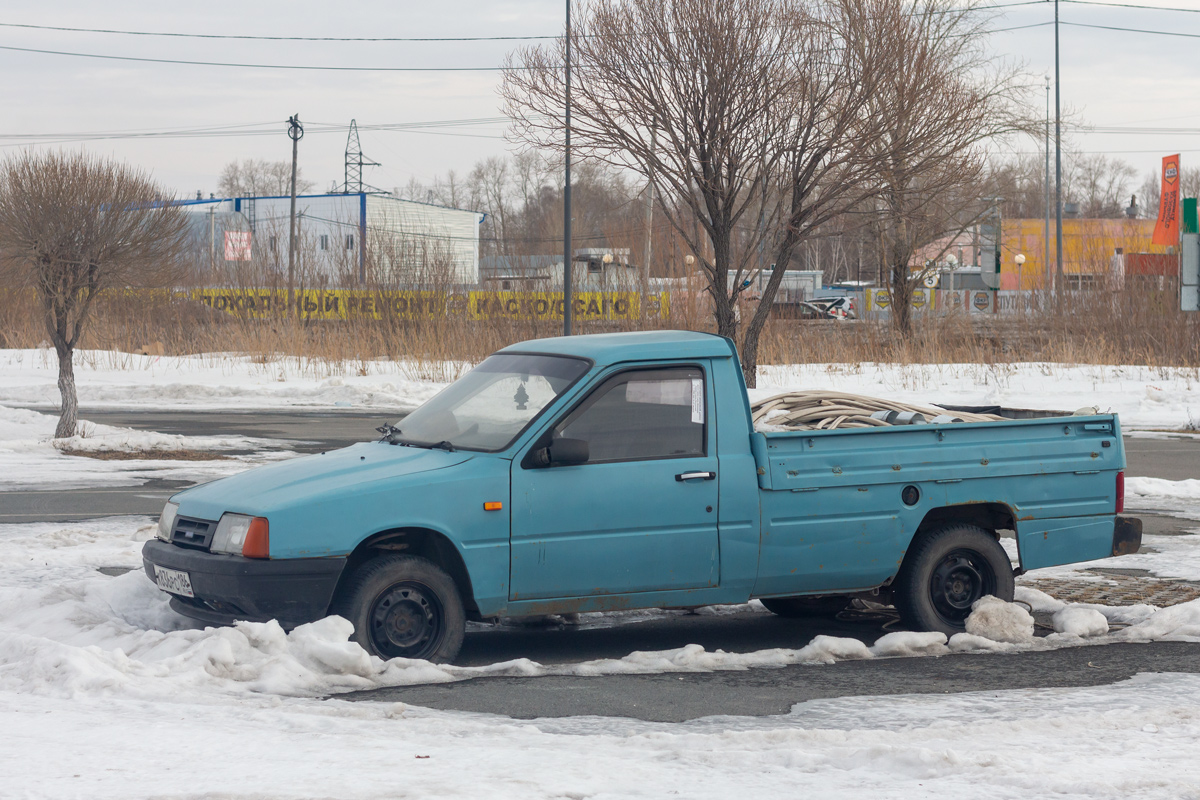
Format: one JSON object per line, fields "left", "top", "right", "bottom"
{"left": 392, "top": 353, "right": 590, "bottom": 452}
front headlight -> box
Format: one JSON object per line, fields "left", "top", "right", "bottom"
{"left": 211, "top": 513, "right": 270, "bottom": 557}
{"left": 157, "top": 502, "right": 179, "bottom": 542}
{"left": 211, "top": 513, "right": 254, "bottom": 555}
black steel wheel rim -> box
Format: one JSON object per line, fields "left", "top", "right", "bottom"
{"left": 368, "top": 580, "right": 444, "bottom": 660}
{"left": 928, "top": 548, "right": 996, "bottom": 626}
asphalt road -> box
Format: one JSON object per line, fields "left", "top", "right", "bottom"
{"left": 348, "top": 639, "right": 1200, "bottom": 721}
{"left": 4, "top": 407, "right": 1199, "bottom": 720}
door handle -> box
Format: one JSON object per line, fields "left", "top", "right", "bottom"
{"left": 676, "top": 471, "right": 716, "bottom": 481}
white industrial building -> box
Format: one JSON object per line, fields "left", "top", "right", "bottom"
{"left": 182, "top": 192, "right": 485, "bottom": 286}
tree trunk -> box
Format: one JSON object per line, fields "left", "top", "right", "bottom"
{"left": 891, "top": 262, "right": 913, "bottom": 337}
{"left": 738, "top": 231, "right": 803, "bottom": 389}
{"left": 740, "top": 323, "right": 761, "bottom": 388}
{"left": 54, "top": 341, "right": 78, "bottom": 439}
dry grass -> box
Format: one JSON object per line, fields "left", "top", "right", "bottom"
{"left": 53, "top": 447, "right": 233, "bottom": 461}
{"left": 2, "top": 286, "right": 1198, "bottom": 378}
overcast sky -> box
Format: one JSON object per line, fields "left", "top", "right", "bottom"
{"left": 1, "top": 1, "right": 1198, "bottom": 199}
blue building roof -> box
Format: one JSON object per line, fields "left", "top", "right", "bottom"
{"left": 500, "top": 330, "right": 735, "bottom": 364}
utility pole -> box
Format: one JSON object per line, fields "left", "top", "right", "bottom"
{"left": 1054, "top": 0, "right": 1064, "bottom": 296}
{"left": 208, "top": 205, "right": 216, "bottom": 274}
{"left": 641, "top": 120, "right": 656, "bottom": 320}
{"left": 1044, "top": 75, "right": 1051, "bottom": 297}
{"left": 563, "top": 0, "right": 573, "bottom": 336}
{"left": 287, "top": 114, "right": 304, "bottom": 318}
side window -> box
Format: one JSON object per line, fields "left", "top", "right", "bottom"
{"left": 555, "top": 367, "right": 706, "bottom": 463}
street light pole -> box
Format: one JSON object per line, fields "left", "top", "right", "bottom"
{"left": 1054, "top": 0, "right": 1064, "bottom": 295}
{"left": 562, "top": 0, "right": 573, "bottom": 336}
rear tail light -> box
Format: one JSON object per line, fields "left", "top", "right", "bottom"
{"left": 1116, "top": 471, "right": 1125, "bottom": 514}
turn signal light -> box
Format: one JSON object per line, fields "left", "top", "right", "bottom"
{"left": 483, "top": 501, "right": 503, "bottom": 511}
{"left": 242, "top": 517, "right": 270, "bottom": 559}
{"left": 1115, "top": 471, "right": 1124, "bottom": 514}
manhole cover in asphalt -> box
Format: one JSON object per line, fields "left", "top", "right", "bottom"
{"left": 1022, "top": 573, "right": 1200, "bottom": 607}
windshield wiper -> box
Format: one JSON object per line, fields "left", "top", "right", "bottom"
{"left": 381, "top": 433, "right": 455, "bottom": 451}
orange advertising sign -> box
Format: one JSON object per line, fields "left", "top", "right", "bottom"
{"left": 1152, "top": 154, "right": 1181, "bottom": 246}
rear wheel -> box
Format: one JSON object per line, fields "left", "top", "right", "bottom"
{"left": 759, "top": 595, "right": 851, "bottom": 618}
{"left": 894, "top": 524, "right": 1014, "bottom": 635}
{"left": 331, "top": 554, "right": 466, "bottom": 663}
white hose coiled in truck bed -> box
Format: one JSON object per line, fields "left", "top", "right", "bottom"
{"left": 750, "top": 390, "right": 1004, "bottom": 432}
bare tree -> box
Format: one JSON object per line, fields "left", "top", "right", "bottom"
{"left": 866, "top": 0, "right": 1029, "bottom": 335}
{"left": 738, "top": 0, "right": 892, "bottom": 383}
{"left": 218, "top": 158, "right": 314, "bottom": 197}
{"left": 503, "top": 0, "right": 800, "bottom": 374}
{"left": 0, "top": 151, "right": 190, "bottom": 437}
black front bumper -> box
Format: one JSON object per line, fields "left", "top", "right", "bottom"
{"left": 142, "top": 539, "right": 347, "bottom": 630}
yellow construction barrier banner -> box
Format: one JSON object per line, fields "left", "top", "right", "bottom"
{"left": 186, "top": 288, "right": 670, "bottom": 321}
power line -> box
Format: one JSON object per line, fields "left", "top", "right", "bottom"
{"left": 1063, "top": 0, "right": 1200, "bottom": 12}
{"left": 0, "top": 21, "right": 556, "bottom": 42}
{"left": 0, "top": 43, "right": 522, "bottom": 71}
{"left": 0, "top": 116, "right": 515, "bottom": 148}
{"left": 1061, "top": 20, "right": 1200, "bottom": 38}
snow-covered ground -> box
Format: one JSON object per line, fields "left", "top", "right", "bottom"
{"left": 3, "top": 348, "right": 1200, "bottom": 797}
{"left": 2, "top": 512, "right": 1200, "bottom": 798}
{"left": 3, "top": 347, "right": 1199, "bottom": 429}
{"left": 0, "top": 348, "right": 450, "bottom": 412}
{"left": 0, "top": 404, "right": 297, "bottom": 490}
{"left": 756, "top": 361, "right": 1200, "bottom": 431}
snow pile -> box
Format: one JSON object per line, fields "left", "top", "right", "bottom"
{"left": 1052, "top": 606, "right": 1110, "bottom": 637}
{"left": 0, "top": 404, "right": 294, "bottom": 489}
{"left": 965, "top": 595, "right": 1035, "bottom": 643}
{"left": 868, "top": 630, "right": 949, "bottom": 657}
{"left": 1127, "top": 478, "right": 1200, "bottom": 501}
{"left": 1116, "top": 599, "right": 1200, "bottom": 643}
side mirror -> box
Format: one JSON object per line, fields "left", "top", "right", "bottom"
{"left": 534, "top": 437, "right": 589, "bottom": 467}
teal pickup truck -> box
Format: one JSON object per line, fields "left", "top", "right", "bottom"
{"left": 143, "top": 331, "right": 1141, "bottom": 662}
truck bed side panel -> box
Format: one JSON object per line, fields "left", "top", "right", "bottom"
{"left": 752, "top": 416, "right": 1122, "bottom": 594}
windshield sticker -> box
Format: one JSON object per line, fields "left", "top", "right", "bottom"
{"left": 691, "top": 378, "right": 704, "bottom": 424}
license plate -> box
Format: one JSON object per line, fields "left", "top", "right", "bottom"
{"left": 154, "top": 566, "right": 194, "bottom": 598}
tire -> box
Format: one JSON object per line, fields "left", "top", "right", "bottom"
{"left": 893, "top": 523, "right": 1014, "bottom": 635}
{"left": 759, "top": 595, "right": 851, "bottom": 618}
{"left": 331, "top": 554, "right": 466, "bottom": 664}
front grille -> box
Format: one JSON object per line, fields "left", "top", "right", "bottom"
{"left": 171, "top": 516, "right": 216, "bottom": 550}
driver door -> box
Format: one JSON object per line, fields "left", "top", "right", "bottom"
{"left": 509, "top": 364, "right": 720, "bottom": 601}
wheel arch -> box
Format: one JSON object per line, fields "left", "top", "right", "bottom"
{"left": 915, "top": 502, "right": 1016, "bottom": 540}
{"left": 333, "top": 527, "right": 479, "bottom": 617}
{"left": 901, "top": 502, "right": 1018, "bottom": 573}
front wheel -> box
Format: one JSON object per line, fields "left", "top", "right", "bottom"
{"left": 893, "top": 524, "right": 1014, "bottom": 636}
{"left": 331, "top": 554, "right": 466, "bottom": 663}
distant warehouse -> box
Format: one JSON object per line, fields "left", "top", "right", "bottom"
{"left": 180, "top": 192, "right": 485, "bottom": 287}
